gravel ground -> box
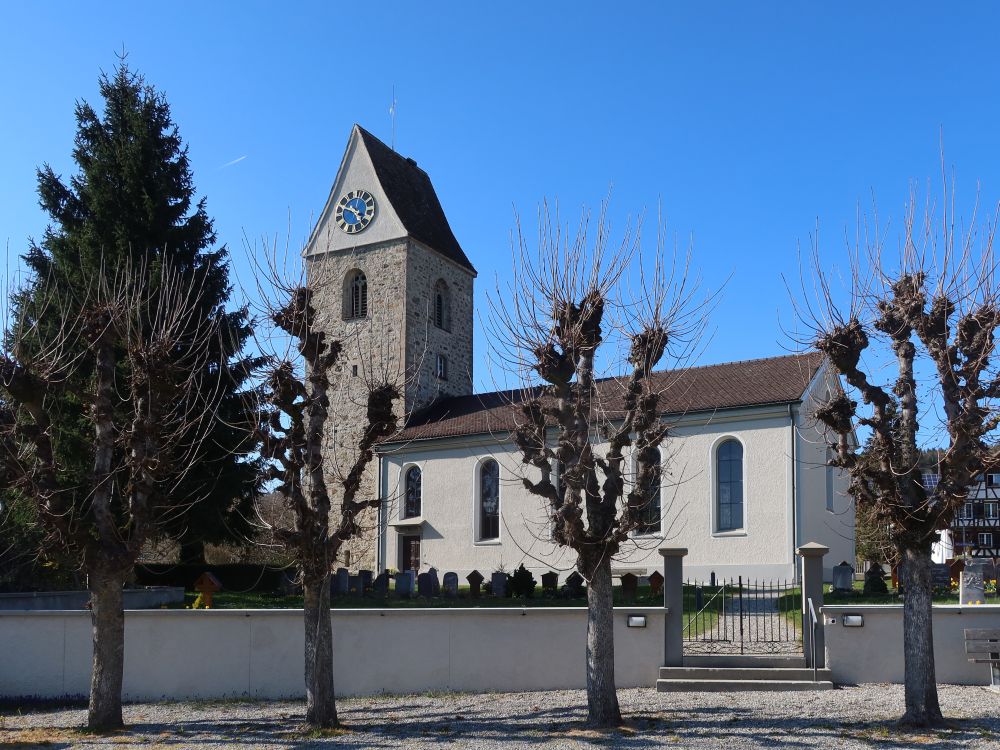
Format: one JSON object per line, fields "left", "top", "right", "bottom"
{"left": 2, "top": 685, "right": 997, "bottom": 749}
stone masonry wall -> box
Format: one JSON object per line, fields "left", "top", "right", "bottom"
{"left": 305, "top": 239, "right": 475, "bottom": 571}
{"left": 307, "top": 241, "right": 409, "bottom": 571}
{"left": 403, "top": 240, "right": 475, "bottom": 410}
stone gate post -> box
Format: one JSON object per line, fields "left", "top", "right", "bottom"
{"left": 659, "top": 547, "right": 687, "bottom": 667}
{"left": 797, "top": 542, "right": 829, "bottom": 669}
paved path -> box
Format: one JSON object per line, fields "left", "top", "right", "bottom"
{"left": 3, "top": 684, "right": 997, "bottom": 748}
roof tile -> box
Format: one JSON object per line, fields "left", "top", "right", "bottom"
{"left": 388, "top": 351, "right": 826, "bottom": 443}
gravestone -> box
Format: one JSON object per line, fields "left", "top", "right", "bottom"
{"left": 929, "top": 563, "right": 952, "bottom": 591}
{"left": 443, "top": 572, "right": 459, "bottom": 598}
{"left": 359, "top": 570, "right": 374, "bottom": 593}
{"left": 541, "top": 571, "right": 559, "bottom": 592}
{"left": 620, "top": 573, "right": 639, "bottom": 603}
{"left": 193, "top": 572, "right": 223, "bottom": 608}
{"left": 863, "top": 562, "right": 888, "bottom": 596}
{"left": 373, "top": 571, "right": 389, "bottom": 597}
{"left": 332, "top": 568, "right": 350, "bottom": 597}
{"left": 648, "top": 570, "right": 664, "bottom": 597}
{"left": 395, "top": 571, "right": 414, "bottom": 598}
{"left": 428, "top": 567, "right": 441, "bottom": 597}
{"left": 417, "top": 572, "right": 433, "bottom": 598}
{"left": 348, "top": 575, "right": 361, "bottom": 595}
{"left": 467, "top": 570, "right": 484, "bottom": 598}
{"left": 491, "top": 571, "right": 508, "bottom": 598}
{"left": 961, "top": 560, "right": 987, "bottom": 605}
{"left": 831, "top": 561, "right": 854, "bottom": 593}
{"left": 565, "top": 571, "right": 585, "bottom": 598}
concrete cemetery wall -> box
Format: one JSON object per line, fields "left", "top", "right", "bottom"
{"left": 823, "top": 604, "right": 1000, "bottom": 685}
{"left": 0, "top": 607, "right": 664, "bottom": 701}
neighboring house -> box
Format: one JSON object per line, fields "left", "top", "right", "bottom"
{"left": 305, "top": 124, "right": 855, "bottom": 582}
{"left": 927, "top": 471, "right": 1000, "bottom": 558}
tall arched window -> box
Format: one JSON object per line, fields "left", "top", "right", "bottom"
{"left": 479, "top": 459, "right": 500, "bottom": 540}
{"left": 716, "top": 439, "right": 744, "bottom": 532}
{"left": 433, "top": 279, "right": 451, "bottom": 331}
{"left": 635, "top": 449, "right": 662, "bottom": 535}
{"left": 404, "top": 466, "right": 422, "bottom": 518}
{"left": 346, "top": 270, "right": 368, "bottom": 319}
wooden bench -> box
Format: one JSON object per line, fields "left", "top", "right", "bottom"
{"left": 964, "top": 628, "right": 1000, "bottom": 692}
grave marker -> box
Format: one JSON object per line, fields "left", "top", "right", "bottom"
{"left": 467, "top": 570, "right": 484, "bottom": 598}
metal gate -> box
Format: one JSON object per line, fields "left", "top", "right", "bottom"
{"left": 682, "top": 577, "right": 803, "bottom": 655}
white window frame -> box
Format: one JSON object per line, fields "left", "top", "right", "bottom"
{"left": 711, "top": 435, "right": 747, "bottom": 536}
{"left": 473, "top": 457, "right": 502, "bottom": 545}
{"left": 435, "top": 353, "right": 448, "bottom": 380}
{"left": 986, "top": 502, "right": 999, "bottom": 520}
{"left": 960, "top": 502, "right": 975, "bottom": 520}
{"left": 979, "top": 532, "right": 994, "bottom": 548}
{"left": 401, "top": 463, "right": 422, "bottom": 520}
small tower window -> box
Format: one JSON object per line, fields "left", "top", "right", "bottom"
{"left": 433, "top": 279, "right": 451, "bottom": 331}
{"left": 346, "top": 270, "right": 368, "bottom": 319}
{"left": 435, "top": 354, "right": 448, "bottom": 380}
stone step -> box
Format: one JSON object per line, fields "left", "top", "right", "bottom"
{"left": 682, "top": 655, "right": 806, "bottom": 669}
{"left": 659, "top": 667, "right": 832, "bottom": 681}
{"left": 657, "top": 678, "right": 835, "bottom": 692}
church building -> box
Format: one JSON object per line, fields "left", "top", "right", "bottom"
{"left": 304, "top": 125, "right": 855, "bottom": 581}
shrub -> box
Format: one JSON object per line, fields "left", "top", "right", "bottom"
{"left": 509, "top": 564, "right": 537, "bottom": 598}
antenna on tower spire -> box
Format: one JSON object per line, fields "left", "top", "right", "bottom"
{"left": 389, "top": 85, "right": 397, "bottom": 151}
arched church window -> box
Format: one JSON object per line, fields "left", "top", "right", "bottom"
{"left": 346, "top": 270, "right": 368, "bottom": 319}
{"left": 479, "top": 459, "right": 500, "bottom": 541}
{"left": 716, "top": 439, "right": 744, "bottom": 532}
{"left": 433, "top": 279, "right": 451, "bottom": 331}
{"left": 404, "top": 466, "right": 421, "bottom": 518}
{"left": 634, "top": 448, "right": 662, "bottom": 535}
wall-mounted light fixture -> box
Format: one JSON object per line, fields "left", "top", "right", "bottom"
{"left": 627, "top": 615, "right": 646, "bottom": 628}
{"left": 843, "top": 614, "right": 864, "bottom": 627}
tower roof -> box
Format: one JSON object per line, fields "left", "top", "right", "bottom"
{"left": 355, "top": 126, "right": 476, "bottom": 274}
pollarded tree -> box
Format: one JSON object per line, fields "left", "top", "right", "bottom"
{"left": 12, "top": 60, "right": 261, "bottom": 565}
{"left": 802, "top": 186, "right": 1000, "bottom": 726}
{"left": 492, "top": 205, "right": 703, "bottom": 727}
{"left": 255, "top": 255, "right": 406, "bottom": 728}
{"left": 0, "top": 259, "right": 222, "bottom": 730}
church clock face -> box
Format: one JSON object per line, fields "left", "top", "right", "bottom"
{"left": 335, "top": 190, "right": 376, "bottom": 234}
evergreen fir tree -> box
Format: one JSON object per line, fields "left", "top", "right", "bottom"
{"left": 13, "top": 62, "right": 261, "bottom": 561}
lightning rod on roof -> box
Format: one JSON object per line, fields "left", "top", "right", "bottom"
{"left": 389, "top": 85, "right": 397, "bottom": 152}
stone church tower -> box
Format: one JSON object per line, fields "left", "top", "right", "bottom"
{"left": 303, "top": 125, "right": 476, "bottom": 569}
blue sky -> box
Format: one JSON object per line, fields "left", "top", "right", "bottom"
{"left": 2, "top": 2, "right": 999, "bottom": 396}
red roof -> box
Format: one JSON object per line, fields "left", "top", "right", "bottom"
{"left": 387, "top": 352, "right": 825, "bottom": 444}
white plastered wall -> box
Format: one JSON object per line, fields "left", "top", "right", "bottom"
{"left": 795, "top": 364, "right": 857, "bottom": 579}
{"left": 304, "top": 126, "right": 408, "bottom": 257}
{"left": 380, "top": 405, "right": 827, "bottom": 582}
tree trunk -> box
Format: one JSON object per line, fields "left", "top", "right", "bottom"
{"left": 898, "top": 547, "right": 944, "bottom": 727}
{"left": 303, "top": 574, "right": 338, "bottom": 728}
{"left": 585, "top": 556, "right": 621, "bottom": 727}
{"left": 87, "top": 569, "right": 126, "bottom": 731}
